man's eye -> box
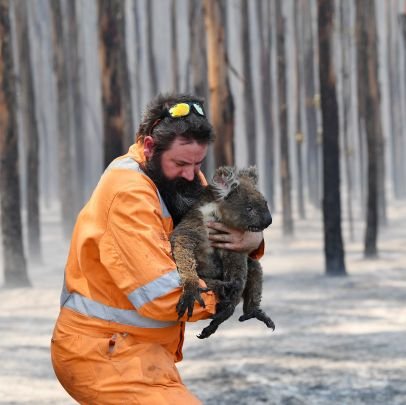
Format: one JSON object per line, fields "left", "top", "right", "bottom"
{"left": 246, "top": 206, "right": 253, "bottom": 212}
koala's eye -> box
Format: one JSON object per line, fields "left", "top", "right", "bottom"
{"left": 246, "top": 206, "right": 253, "bottom": 213}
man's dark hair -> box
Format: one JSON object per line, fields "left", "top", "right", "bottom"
{"left": 136, "top": 93, "right": 215, "bottom": 154}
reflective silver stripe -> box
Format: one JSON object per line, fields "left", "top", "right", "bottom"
{"left": 128, "top": 270, "right": 181, "bottom": 309}
{"left": 63, "top": 292, "right": 177, "bottom": 328}
{"left": 106, "top": 157, "right": 171, "bottom": 218}
{"left": 60, "top": 274, "right": 70, "bottom": 307}
{"left": 106, "top": 156, "right": 143, "bottom": 172}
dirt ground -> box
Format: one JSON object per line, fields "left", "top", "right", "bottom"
{"left": 0, "top": 201, "right": 405, "bottom": 404}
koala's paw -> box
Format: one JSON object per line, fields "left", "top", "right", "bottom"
{"left": 197, "top": 323, "right": 218, "bottom": 339}
{"left": 176, "top": 286, "right": 209, "bottom": 320}
{"left": 239, "top": 309, "right": 275, "bottom": 331}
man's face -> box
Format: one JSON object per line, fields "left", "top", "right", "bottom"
{"left": 143, "top": 136, "right": 208, "bottom": 225}
{"left": 159, "top": 137, "right": 208, "bottom": 181}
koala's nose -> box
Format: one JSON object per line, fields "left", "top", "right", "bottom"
{"left": 265, "top": 212, "right": 272, "bottom": 227}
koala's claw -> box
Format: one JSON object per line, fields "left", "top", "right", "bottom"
{"left": 239, "top": 309, "right": 275, "bottom": 331}
{"left": 176, "top": 287, "right": 209, "bottom": 320}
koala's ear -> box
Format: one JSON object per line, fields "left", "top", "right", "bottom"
{"left": 238, "top": 166, "right": 258, "bottom": 185}
{"left": 212, "top": 166, "right": 239, "bottom": 199}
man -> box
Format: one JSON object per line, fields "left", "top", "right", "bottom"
{"left": 51, "top": 93, "right": 264, "bottom": 404}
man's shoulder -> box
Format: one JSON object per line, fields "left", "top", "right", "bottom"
{"left": 99, "top": 156, "right": 157, "bottom": 195}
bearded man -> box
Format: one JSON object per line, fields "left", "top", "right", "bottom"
{"left": 51, "top": 93, "right": 264, "bottom": 404}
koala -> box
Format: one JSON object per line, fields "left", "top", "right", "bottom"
{"left": 170, "top": 166, "right": 275, "bottom": 339}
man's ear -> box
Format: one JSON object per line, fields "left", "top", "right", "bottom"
{"left": 143, "top": 136, "right": 155, "bottom": 159}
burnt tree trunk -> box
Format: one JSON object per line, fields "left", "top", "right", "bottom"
{"left": 50, "top": 0, "right": 76, "bottom": 239}
{"left": 356, "top": 0, "right": 381, "bottom": 258}
{"left": 255, "top": 0, "right": 274, "bottom": 208}
{"left": 317, "top": 0, "right": 346, "bottom": 275}
{"left": 132, "top": 0, "right": 142, "bottom": 122}
{"left": 276, "top": 0, "right": 293, "bottom": 235}
{"left": 0, "top": 0, "right": 30, "bottom": 287}
{"left": 294, "top": 0, "right": 305, "bottom": 219}
{"left": 66, "top": 0, "right": 85, "bottom": 206}
{"left": 303, "top": 0, "right": 321, "bottom": 209}
{"left": 188, "top": 0, "right": 211, "bottom": 175}
{"left": 339, "top": 0, "right": 355, "bottom": 241}
{"left": 146, "top": 0, "right": 158, "bottom": 97}
{"left": 14, "top": 0, "right": 42, "bottom": 262}
{"left": 387, "top": 2, "right": 405, "bottom": 198}
{"left": 203, "top": 0, "right": 235, "bottom": 167}
{"left": 98, "top": 0, "right": 129, "bottom": 166}
{"left": 241, "top": 0, "right": 257, "bottom": 165}
{"left": 170, "top": 0, "right": 179, "bottom": 92}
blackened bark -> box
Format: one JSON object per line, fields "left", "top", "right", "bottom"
{"left": 294, "top": 0, "right": 305, "bottom": 219}
{"left": 66, "top": 0, "right": 85, "bottom": 206}
{"left": 98, "top": 0, "right": 127, "bottom": 167}
{"left": 303, "top": 0, "right": 321, "bottom": 209}
{"left": 146, "top": 0, "right": 158, "bottom": 96}
{"left": 132, "top": 0, "right": 142, "bottom": 121}
{"left": 188, "top": 0, "right": 209, "bottom": 99}
{"left": 356, "top": 0, "right": 381, "bottom": 258}
{"left": 317, "top": 0, "right": 346, "bottom": 275}
{"left": 276, "top": 0, "right": 293, "bottom": 235}
{"left": 203, "top": 0, "right": 235, "bottom": 167}
{"left": 0, "top": 0, "right": 30, "bottom": 287}
{"left": 241, "top": 0, "right": 257, "bottom": 165}
{"left": 170, "top": 0, "right": 179, "bottom": 92}
{"left": 50, "top": 0, "right": 77, "bottom": 239}
{"left": 255, "top": 0, "right": 274, "bottom": 208}
{"left": 339, "top": 0, "right": 355, "bottom": 241}
{"left": 14, "top": 0, "right": 42, "bottom": 262}
{"left": 188, "top": 0, "right": 212, "bottom": 175}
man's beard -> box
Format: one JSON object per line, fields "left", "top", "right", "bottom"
{"left": 143, "top": 153, "right": 205, "bottom": 226}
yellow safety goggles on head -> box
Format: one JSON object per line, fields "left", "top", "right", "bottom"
{"left": 166, "top": 102, "right": 205, "bottom": 118}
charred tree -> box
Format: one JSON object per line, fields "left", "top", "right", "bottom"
{"left": 170, "top": 0, "right": 179, "bottom": 92}
{"left": 241, "top": 0, "right": 257, "bottom": 165}
{"left": 294, "top": 0, "right": 306, "bottom": 219}
{"left": 356, "top": 0, "right": 382, "bottom": 258}
{"left": 146, "top": 0, "right": 158, "bottom": 97}
{"left": 50, "top": 0, "right": 76, "bottom": 239}
{"left": 187, "top": 0, "right": 209, "bottom": 99}
{"left": 203, "top": 0, "right": 235, "bottom": 167}
{"left": 276, "top": 0, "right": 293, "bottom": 235}
{"left": 14, "top": 0, "right": 42, "bottom": 262}
{"left": 187, "top": 0, "right": 211, "bottom": 175}
{"left": 388, "top": 2, "right": 406, "bottom": 198}
{"left": 0, "top": 0, "right": 30, "bottom": 287}
{"left": 317, "top": 0, "right": 346, "bottom": 275}
{"left": 255, "top": 0, "right": 274, "bottom": 208}
{"left": 132, "top": 0, "right": 142, "bottom": 122}
{"left": 339, "top": 0, "right": 355, "bottom": 241}
{"left": 64, "top": 0, "right": 89, "bottom": 208}
{"left": 303, "top": 0, "right": 321, "bottom": 209}
{"left": 98, "top": 0, "right": 131, "bottom": 166}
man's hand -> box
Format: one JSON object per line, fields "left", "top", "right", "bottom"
{"left": 207, "top": 221, "right": 263, "bottom": 254}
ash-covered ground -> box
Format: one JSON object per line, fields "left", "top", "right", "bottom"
{"left": 0, "top": 202, "right": 405, "bottom": 404}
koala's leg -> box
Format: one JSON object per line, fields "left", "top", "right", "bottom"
{"left": 171, "top": 235, "right": 208, "bottom": 320}
{"left": 204, "top": 279, "right": 240, "bottom": 300}
{"left": 239, "top": 258, "right": 275, "bottom": 330}
{"left": 198, "top": 252, "right": 247, "bottom": 339}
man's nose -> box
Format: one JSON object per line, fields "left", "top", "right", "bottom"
{"left": 181, "top": 166, "right": 195, "bottom": 181}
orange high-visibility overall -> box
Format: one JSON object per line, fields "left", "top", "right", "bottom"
{"left": 51, "top": 142, "right": 264, "bottom": 404}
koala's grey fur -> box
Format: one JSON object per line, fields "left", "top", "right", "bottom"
{"left": 170, "top": 166, "right": 275, "bottom": 339}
